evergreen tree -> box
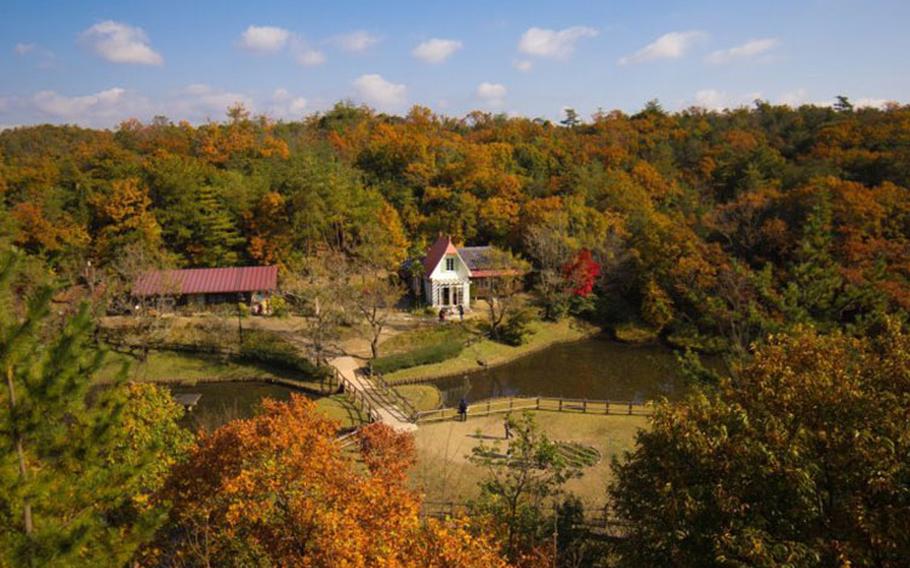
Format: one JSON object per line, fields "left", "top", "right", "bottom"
{"left": 783, "top": 192, "right": 844, "bottom": 327}
{"left": 0, "top": 253, "right": 182, "bottom": 566}
{"left": 189, "top": 183, "right": 244, "bottom": 266}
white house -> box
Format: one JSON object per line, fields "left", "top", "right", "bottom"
{"left": 411, "top": 235, "right": 471, "bottom": 310}
{"left": 409, "top": 235, "right": 513, "bottom": 310}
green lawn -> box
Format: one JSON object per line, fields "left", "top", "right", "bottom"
{"left": 410, "top": 410, "right": 647, "bottom": 508}
{"left": 396, "top": 384, "right": 443, "bottom": 412}
{"left": 314, "top": 395, "right": 370, "bottom": 429}
{"left": 379, "top": 324, "right": 474, "bottom": 356}
{"left": 97, "top": 349, "right": 330, "bottom": 393}
{"left": 385, "top": 318, "right": 599, "bottom": 384}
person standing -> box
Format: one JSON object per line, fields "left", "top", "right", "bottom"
{"left": 458, "top": 398, "right": 468, "bottom": 421}
{"left": 457, "top": 303, "right": 464, "bottom": 321}
{"left": 504, "top": 413, "right": 513, "bottom": 439}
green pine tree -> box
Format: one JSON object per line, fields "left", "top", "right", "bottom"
{"left": 190, "top": 183, "right": 244, "bottom": 266}
{"left": 783, "top": 193, "right": 844, "bottom": 327}
{"left": 0, "top": 253, "right": 184, "bottom": 566}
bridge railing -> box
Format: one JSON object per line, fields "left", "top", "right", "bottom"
{"left": 370, "top": 371, "right": 420, "bottom": 422}
{"left": 332, "top": 368, "right": 378, "bottom": 424}
{"left": 415, "top": 395, "right": 652, "bottom": 423}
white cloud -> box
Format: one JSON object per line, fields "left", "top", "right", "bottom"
{"left": 619, "top": 30, "right": 706, "bottom": 65}
{"left": 14, "top": 43, "right": 35, "bottom": 55}
{"left": 514, "top": 60, "right": 533, "bottom": 72}
{"left": 691, "top": 88, "right": 761, "bottom": 110}
{"left": 22, "top": 87, "right": 152, "bottom": 126}
{"left": 267, "top": 88, "right": 308, "bottom": 118}
{"left": 333, "top": 31, "right": 380, "bottom": 53}
{"left": 477, "top": 82, "right": 507, "bottom": 107}
{"left": 295, "top": 47, "right": 326, "bottom": 66}
{"left": 32, "top": 87, "right": 127, "bottom": 116}
{"left": 173, "top": 84, "right": 253, "bottom": 120}
{"left": 353, "top": 74, "right": 406, "bottom": 109}
{"left": 239, "top": 25, "right": 290, "bottom": 53}
{"left": 518, "top": 26, "right": 598, "bottom": 59}
{"left": 79, "top": 20, "right": 163, "bottom": 65}
{"left": 779, "top": 88, "right": 810, "bottom": 107}
{"left": 707, "top": 38, "right": 779, "bottom": 64}
{"left": 854, "top": 97, "right": 892, "bottom": 109}
{"left": 412, "top": 38, "right": 462, "bottom": 63}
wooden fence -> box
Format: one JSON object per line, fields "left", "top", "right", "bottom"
{"left": 370, "top": 371, "right": 420, "bottom": 422}
{"left": 415, "top": 395, "right": 652, "bottom": 423}
{"left": 420, "top": 500, "right": 632, "bottom": 539}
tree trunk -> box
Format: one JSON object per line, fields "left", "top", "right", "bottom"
{"left": 6, "top": 365, "right": 32, "bottom": 535}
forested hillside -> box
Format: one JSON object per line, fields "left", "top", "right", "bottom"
{"left": 4, "top": 99, "right": 910, "bottom": 350}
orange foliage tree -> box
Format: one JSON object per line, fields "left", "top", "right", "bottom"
{"left": 150, "top": 395, "right": 509, "bottom": 567}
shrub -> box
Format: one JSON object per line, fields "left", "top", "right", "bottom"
{"left": 235, "top": 329, "right": 330, "bottom": 379}
{"left": 499, "top": 308, "right": 537, "bottom": 346}
{"left": 269, "top": 295, "right": 289, "bottom": 317}
{"left": 371, "top": 341, "right": 464, "bottom": 374}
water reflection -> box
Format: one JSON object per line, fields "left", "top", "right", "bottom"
{"left": 435, "top": 335, "right": 717, "bottom": 406}
{"left": 168, "top": 381, "right": 305, "bottom": 431}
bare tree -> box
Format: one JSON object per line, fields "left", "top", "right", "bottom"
{"left": 283, "top": 252, "right": 349, "bottom": 366}
{"left": 104, "top": 242, "right": 178, "bottom": 360}
{"left": 481, "top": 248, "right": 531, "bottom": 341}
{"left": 524, "top": 217, "right": 576, "bottom": 320}
{"left": 349, "top": 269, "right": 404, "bottom": 363}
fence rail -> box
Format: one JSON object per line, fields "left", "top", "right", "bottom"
{"left": 415, "top": 395, "right": 652, "bottom": 423}
{"left": 420, "top": 500, "right": 632, "bottom": 538}
{"left": 331, "top": 368, "right": 379, "bottom": 424}
{"left": 371, "top": 371, "right": 420, "bottom": 422}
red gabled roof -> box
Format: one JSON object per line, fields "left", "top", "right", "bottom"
{"left": 422, "top": 235, "right": 462, "bottom": 274}
{"left": 133, "top": 266, "right": 278, "bottom": 297}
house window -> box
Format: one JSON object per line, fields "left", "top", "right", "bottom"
{"left": 445, "top": 257, "right": 456, "bottom": 271}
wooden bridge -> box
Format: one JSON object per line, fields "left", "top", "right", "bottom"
{"left": 329, "top": 356, "right": 418, "bottom": 432}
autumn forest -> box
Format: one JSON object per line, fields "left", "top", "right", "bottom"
{"left": 3, "top": 97, "right": 910, "bottom": 567}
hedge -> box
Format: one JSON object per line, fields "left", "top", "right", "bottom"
{"left": 235, "top": 330, "right": 330, "bottom": 379}
{"left": 371, "top": 341, "right": 464, "bottom": 375}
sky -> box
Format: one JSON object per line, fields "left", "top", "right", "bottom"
{"left": 1, "top": 0, "right": 909, "bottom": 128}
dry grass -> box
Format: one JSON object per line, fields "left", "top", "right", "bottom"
{"left": 410, "top": 410, "right": 647, "bottom": 509}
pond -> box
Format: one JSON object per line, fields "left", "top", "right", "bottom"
{"left": 168, "top": 381, "right": 310, "bottom": 431}
{"left": 434, "top": 335, "right": 721, "bottom": 407}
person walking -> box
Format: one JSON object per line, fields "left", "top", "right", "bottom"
{"left": 457, "top": 303, "right": 464, "bottom": 321}
{"left": 458, "top": 398, "right": 468, "bottom": 421}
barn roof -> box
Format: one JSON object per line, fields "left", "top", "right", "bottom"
{"left": 133, "top": 266, "right": 278, "bottom": 297}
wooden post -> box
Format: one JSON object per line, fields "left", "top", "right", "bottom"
{"left": 628, "top": 401, "right": 633, "bottom": 415}
{"left": 537, "top": 396, "right": 540, "bottom": 410}
{"left": 487, "top": 399, "right": 491, "bottom": 415}
{"left": 509, "top": 398, "right": 513, "bottom": 410}
{"left": 605, "top": 401, "right": 609, "bottom": 414}
{"left": 559, "top": 398, "right": 563, "bottom": 412}
{"left": 583, "top": 399, "right": 587, "bottom": 413}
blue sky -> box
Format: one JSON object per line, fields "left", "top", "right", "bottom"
{"left": 1, "top": 0, "right": 908, "bottom": 127}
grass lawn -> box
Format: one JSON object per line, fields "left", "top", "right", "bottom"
{"left": 314, "top": 395, "right": 370, "bottom": 429}
{"left": 380, "top": 324, "right": 474, "bottom": 356}
{"left": 396, "top": 384, "right": 443, "bottom": 411}
{"left": 97, "top": 349, "right": 330, "bottom": 393}
{"left": 410, "top": 410, "right": 647, "bottom": 509}
{"left": 385, "top": 318, "right": 599, "bottom": 384}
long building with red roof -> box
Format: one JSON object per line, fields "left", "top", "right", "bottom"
{"left": 132, "top": 265, "right": 278, "bottom": 314}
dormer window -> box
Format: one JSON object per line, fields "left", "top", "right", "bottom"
{"left": 445, "top": 257, "right": 456, "bottom": 271}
